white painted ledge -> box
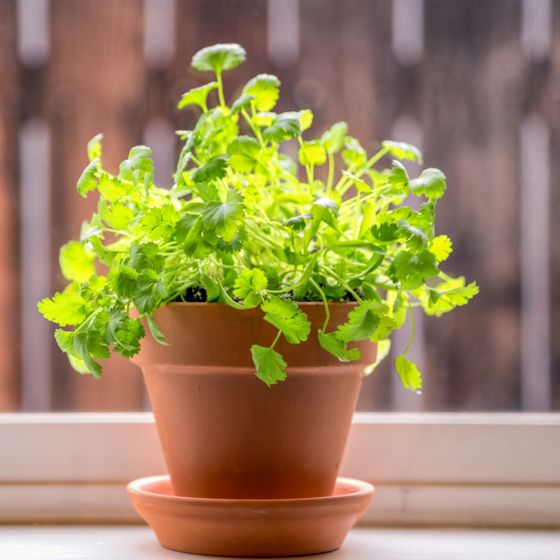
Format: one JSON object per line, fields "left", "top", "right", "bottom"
{"left": 1, "top": 413, "right": 560, "bottom": 526}
{"left": 1, "top": 526, "right": 560, "bottom": 560}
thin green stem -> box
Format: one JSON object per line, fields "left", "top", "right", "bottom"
{"left": 241, "top": 109, "right": 264, "bottom": 145}
{"left": 403, "top": 300, "right": 415, "bottom": 355}
{"left": 216, "top": 71, "right": 226, "bottom": 108}
{"left": 310, "top": 278, "right": 331, "bottom": 332}
{"left": 334, "top": 146, "right": 389, "bottom": 193}
{"left": 270, "top": 330, "right": 282, "bottom": 349}
{"left": 319, "top": 264, "right": 363, "bottom": 303}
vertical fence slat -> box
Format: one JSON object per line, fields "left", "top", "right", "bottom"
{"left": 0, "top": 0, "right": 20, "bottom": 411}
{"left": 520, "top": 114, "right": 551, "bottom": 410}
{"left": 48, "top": 0, "right": 146, "bottom": 411}
{"left": 421, "top": 0, "right": 523, "bottom": 410}
{"left": 549, "top": 2, "right": 560, "bottom": 410}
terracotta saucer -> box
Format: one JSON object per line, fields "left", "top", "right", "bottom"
{"left": 128, "top": 475, "right": 374, "bottom": 557}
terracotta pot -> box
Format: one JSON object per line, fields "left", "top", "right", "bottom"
{"left": 133, "top": 302, "right": 376, "bottom": 499}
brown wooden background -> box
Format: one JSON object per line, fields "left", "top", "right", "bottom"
{"left": 0, "top": 0, "right": 559, "bottom": 412}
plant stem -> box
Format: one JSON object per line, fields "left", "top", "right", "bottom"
{"left": 242, "top": 109, "right": 264, "bottom": 145}
{"left": 310, "top": 278, "right": 331, "bottom": 332}
{"left": 270, "top": 330, "right": 282, "bottom": 349}
{"left": 319, "top": 264, "right": 363, "bottom": 303}
{"left": 216, "top": 71, "right": 226, "bottom": 108}
{"left": 403, "top": 300, "right": 415, "bottom": 355}
{"left": 335, "top": 146, "right": 389, "bottom": 193}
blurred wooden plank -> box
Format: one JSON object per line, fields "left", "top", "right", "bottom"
{"left": 549, "top": 2, "right": 560, "bottom": 411}
{"left": 294, "top": 0, "right": 392, "bottom": 143}
{"left": 421, "top": 0, "right": 523, "bottom": 410}
{"left": 0, "top": 0, "right": 20, "bottom": 411}
{"left": 48, "top": 0, "right": 146, "bottom": 410}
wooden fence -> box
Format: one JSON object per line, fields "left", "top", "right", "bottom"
{"left": 0, "top": 0, "right": 558, "bottom": 411}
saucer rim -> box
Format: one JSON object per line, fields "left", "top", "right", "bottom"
{"left": 127, "top": 475, "right": 374, "bottom": 506}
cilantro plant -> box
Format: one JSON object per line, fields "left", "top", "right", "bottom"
{"left": 38, "top": 43, "right": 478, "bottom": 390}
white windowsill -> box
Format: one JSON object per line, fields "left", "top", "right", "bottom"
{"left": 1, "top": 526, "right": 559, "bottom": 560}
{"left": 1, "top": 412, "right": 560, "bottom": 527}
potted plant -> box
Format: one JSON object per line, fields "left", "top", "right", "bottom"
{"left": 39, "top": 43, "right": 477, "bottom": 502}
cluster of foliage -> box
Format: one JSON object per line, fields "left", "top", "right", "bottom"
{"left": 39, "top": 43, "right": 477, "bottom": 389}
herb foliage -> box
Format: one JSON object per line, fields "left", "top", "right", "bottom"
{"left": 38, "top": 43, "right": 478, "bottom": 390}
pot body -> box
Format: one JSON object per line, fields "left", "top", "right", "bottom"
{"left": 133, "top": 302, "right": 376, "bottom": 499}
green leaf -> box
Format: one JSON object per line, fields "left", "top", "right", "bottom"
{"left": 56, "top": 329, "right": 100, "bottom": 377}
{"left": 77, "top": 159, "right": 99, "bottom": 197}
{"left": 384, "top": 160, "right": 410, "bottom": 196}
{"left": 106, "top": 310, "right": 145, "bottom": 357}
{"left": 230, "top": 93, "right": 254, "bottom": 114}
{"left": 109, "top": 265, "right": 139, "bottom": 298}
{"left": 304, "top": 197, "right": 339, "bottom": 246}
{"left": 183, "top": 215, "right": 204, "bottom": 254}
{"left": 133, "top": 269, "right": 168, "bottom": 314}
{"left": 284, "top": 213, "right": 313, "bottom": 231}
{"left": 342, "top": 170, "right": 370, "bottom": 193}
{"left": 192, "top": 154, "right": 229, "bottom": 183}
{"left": 38, "top": 290, "right": 87, "bottom": 326}
{"left": 119, "top": 146, "right": 154, "bottom": 185}
{"left": 263, "top": 112, "right": 301, "bottom": 142}
{"left": 293, "top": 252, "right": 320, "bottom": 300}
{"left": 178, "top": 81, "right": 218, "bottom": 110}
{"left": 54, "top": 328, "right": 74, "bottom": 354}
{"left": 87, "top": 133, "right": 103, "bottom": 162}
{"left": 73, "top": 331, "right": 109, "bottom": 379}
{"left": 423, "top": 279, "right": 479, "bottom": 316}
{"left": 369, "top": 310, "right": 397, "bottom": 342}
{"left": 398, "top": 219, "right": 428, "bottom": 251}
{"left": 242, "top": 74, "right": 280, "bottom": 111}
{"left": 342, "top": 137, "right": 367, "bottom": 169}
{"left": 59, "top": 241, "right": 95, "bottom": 283}
{"left": 388, "top": 249, "right": 439, "bottom": 290}
{"left": 382, "top": 140, "right": 423, "bottom": 163}
{"left": 251, "top": 344, "right": 287, "bottom": 386}
{"left": 98, "top": 174, "right": 129, "bottom": 202}
{"left": 411, "top": 168, "right": 447, "bottom": 200}
{"left": 233, "top": 268, "right": 268, "bottom": 308}
{"left": 227, "top": 136, "right": 260, "bottom": 173}
{"left": 99, "top": 201, "right": 134, "bottom": 230}
{"left": 318, "top": 330, "right": 361, "bottom": 362}
{"left": 395, "top": 355, "right": 423, "bottom": 391}
{"left": 298, "top": 141, "right": 326, "bottom": 166}
{"left": 147, "top": 314, "right": 170, "bottom": 345}
{"left": 336, "top": 300, "right": 384, "bottom": 343}
{"left": 254, "top": 112, "right": 276, "bottom": 127}
{"left": 430, "top": 235, "right": 453, "bottom": 263}
{"left": 202, "top": 189, "right": 243, "bottom": 241}
{"left": 192, "top": 43, "right": 246, "bottom": 74}
{"left": 298, "top": 109, "right": 314, "bottom": 131}
{"left": 261, "top": 297, "right": 311, "bottom": 344}
{"left": 371, "top": 222, "right": 402, "bottom": 243}
{"left": 365, "top": 339, "right": 391, "bottom": 375}
{"left": 320, "top": 122, "right": 348, "bottom": 154}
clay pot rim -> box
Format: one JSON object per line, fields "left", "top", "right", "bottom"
{"left": 128, "top": 475, "right": 373, "bottom": 506}
{"left": 162, "top": 301, "right": 357, "bottom": 308}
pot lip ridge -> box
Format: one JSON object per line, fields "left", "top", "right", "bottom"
{"left": 162, "top": 301, "right": 359, "bottom": 308}
{"left": 127, "top": 475, "right": 374, "bottom": 506}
